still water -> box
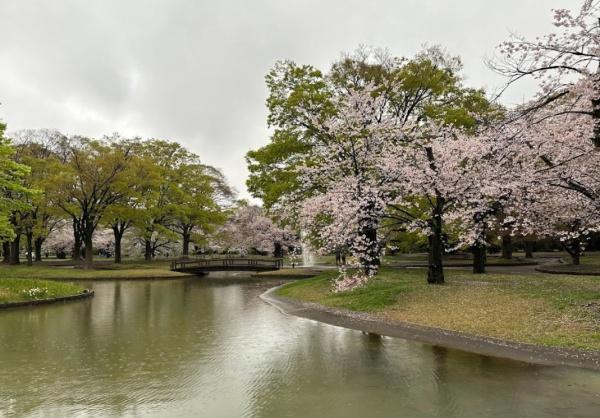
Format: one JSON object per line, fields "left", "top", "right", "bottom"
{"left": 1, "top": 274, "right": 600, "bottom": 417}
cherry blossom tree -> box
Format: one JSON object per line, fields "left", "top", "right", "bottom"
{"left": 504, "top": 102, "right": 600, "bottom": 264}
{"left": 218, "top": 204, "right": 297, "bottom": 256}
{"left": 382, "top": 123, "right": 515, "bottom": 282}
{"left": 298, "top": 87, "right": 398, "bottom": 279}
{"left": 493, "top": 0, "right": 600, "bottom": 148}
{"left": 43, "top": 222, "right": 73, "bottom": 257}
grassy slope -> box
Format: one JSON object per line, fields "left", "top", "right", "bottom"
{"left": 277, "top": 268, "right": 600, "bottom": 351}
{"left": 0, "top": 278, "right": 84, "bottom": 304}
{"left": 0, "top": 261, "right": 190, "bottom": 280}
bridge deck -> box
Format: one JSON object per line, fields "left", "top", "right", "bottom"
{"left": 170, "top": 257, "right": 284, "bottom": 274}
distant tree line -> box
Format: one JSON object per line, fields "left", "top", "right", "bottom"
{"left": 0, "top": 127, "right": 234, "bottom": 268}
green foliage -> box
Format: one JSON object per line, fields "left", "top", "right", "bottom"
{"left": 126, "top": 139, "right": 233, "bottom": 257}
{"left": 0, "top": 122, "right": 34, "bottom": 241}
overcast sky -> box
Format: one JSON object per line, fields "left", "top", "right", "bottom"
{"left": 0, "top": 0, "right": 579, "bottom": 200}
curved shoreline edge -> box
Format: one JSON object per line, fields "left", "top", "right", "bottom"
{"left": 0, "top": 290, "right": 94, "bottom": 309}
{"left": 535, "top": 266, "right": 600, "bottom": 276}
{"left": 261, "top": 284, "right": 600, "bottom": 371}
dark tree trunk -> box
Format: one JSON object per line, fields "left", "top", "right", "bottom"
{"left": 570, "top": 251, "right": 581, "bottom": 265}
{"left": 34, "top": 237, "right": 44, "bottom": 262}
{"left": 144, "top": 239, "right": 152, "bottom": 262}
{"left": 112, "top": 225, "right": 124, "bottom": 264}
{"left": 424, "top": 149, "right": 445, "bottom": 285}
{"left": 501, "top": 234, "right": 513, "bottom": 260}
{"left": 524, "top": 240, "right": 534, "bottom": 259}
{"left": 182, "top": 230, "right": 191, "bottom": 258}
{"left": 273, "top": 242, "right": 283, "bottom": 258}
{"left": 427, "top": 208, "right": 445, "bottom": 284}
{"left": 83, "top": 234, "right": 94, "bottom": 269}
{"left": 2, "top": 242, "right": 10, "bottom": 264}
{"left": 358, "top": 225, "right": 380, "bottom": 276}
{"left": 9, "top": 235, "right": 20, "bottom": 265}
{"left": 25, "top": 231, "right": 33, "bottom": 266}
{"left": 72, "top": 219, "right": 82, "bottom": 261}
{"left": 565, "top": 238, "right": 582, "bottom": 265}
{"left": 591, "top": 71, "right": 600, "bottom": 148}
{"left": 472, "top": 244, "right": 486, "bottom": 274}
{"left": 114, "top": 236, "right": 122, "bottom": 264}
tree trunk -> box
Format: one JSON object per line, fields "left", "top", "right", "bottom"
{"left": 2, "top": 242, "right": 10, "bottom": 264}
{"left": 72, "top": 220, "right": 82, "bottom": 261}
{"left": 565, "top": 238, "right": 582, "bottom": 265}
{"left": 83, "top": 235, "right": 94, "bottom": 269}
{"left": 112, "top": 225, "right": 124, "bottom": 264}
{"left": 9, "top": 235, "right": 20, "bottom": 265}
{"left": 524, "top": 240, "right": 534, "bottom": 259}
{"left": 144, "top": 239, "right": 152, "bottom": 262}
{"left": 25, "top": 232, "right": 33, "bottom": 266}
{"left": 358, "top": 225, "right": 380, "bottom": 276}
{"left": 114, "top": 235, "right": 122, "bottom": 264}
{"left": 591, "top": 70, "right": 600, "bottom": 148}
{"left": 570, "top": 251, "right": 581, "bottom": 265}
{"left": 182, "top": 231, "right": 190, "bottom": 258}
{"left": 501, "top": 234, "right": 513, "bottom": 260}
{"left": 273, "top": 242, "right": 283, "bottom": 258}
{"left": 472, "top": 244, "right": 486, "bottom": 274}
{"left": 34, "top": 237, "right": 44, "bottom": 262}
{"left": 427, "top": 209, "right": 445, "bottom": 284}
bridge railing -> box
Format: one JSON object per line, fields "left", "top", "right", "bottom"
{"left": 170, "top": 257, "right": 283, "bottom": 271}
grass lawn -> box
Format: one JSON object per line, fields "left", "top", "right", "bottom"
{"left": 277, "top": 268, "right": 600, "bottom": 351}
{"left": 0, "top": 261, "right": 191, "bottom": 280}
{"left": 581, "top": 253, "right": 600, "bottom": 265}
{"left": 0, "top": 278, "right": 85, "bottom": 304}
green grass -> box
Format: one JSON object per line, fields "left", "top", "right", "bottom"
{"left": 0, "top": 278, "right": 85, "bottom": 304}
{"left": 581, "top": 253, "right": 600, "bottom": 265}
{"left": 0, "top": 261, "right": 191, "bottom": 280}
{"left": 277, "top": 268, "right": 600, "bottom": 351}
{"left": 254, "top": 268, "right": 322, "bottom": 278}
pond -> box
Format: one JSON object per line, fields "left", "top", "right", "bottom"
{"left": 1, "top": 274, "right": 600, "bottom": 417}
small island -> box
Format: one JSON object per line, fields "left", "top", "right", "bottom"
{"left": 0, "top": 278, "right": 90, "bottom": 308}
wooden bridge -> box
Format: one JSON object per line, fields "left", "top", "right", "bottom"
{"left": 170, "top": 257, "right": 284, "bottom": 275}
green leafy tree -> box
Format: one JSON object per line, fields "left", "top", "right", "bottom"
{"left": 167, "top": 163, "right": 233, "bottom": 257}
{"left": 0, "top": 122, "right": 34, "bottom": 264}
{"left": 46, "top": 136, "right": 133, "bottom": 268}
{"left": 103, "top": 151, "right": 162, "bottom": 263}
{"left": 131, "top": 140, "right": 196, "bottom": 261}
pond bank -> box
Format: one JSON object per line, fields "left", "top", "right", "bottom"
{"left": 0, "top": 263, "right": 193, "bottom": 281}
{"left": 265, "top": 268, "right": 600, "bottom": 370}
{"left": 262, "top": 285, "right": 600, "bottom": 370}
{"left": 0, "top": 278, "right": 92, "bottom": 309}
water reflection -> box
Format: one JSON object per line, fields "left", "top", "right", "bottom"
{"left": 0, "top": 275, "right": 599, "bottom": 417}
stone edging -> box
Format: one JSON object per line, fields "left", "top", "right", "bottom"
{"left": 0, "top": 290, "right": 94, "bottom": 309}
{"left": 261, "top": 284, "right": 600, "bottom": 371}
{"left": 535, "top": 266, "right": 600, "bottom": 276}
